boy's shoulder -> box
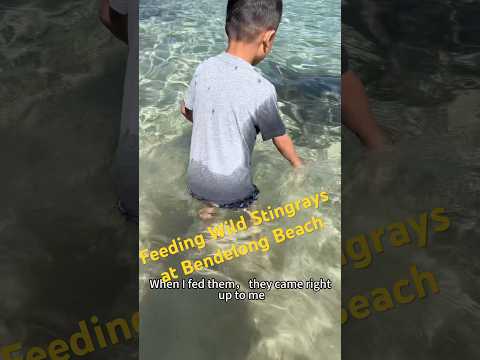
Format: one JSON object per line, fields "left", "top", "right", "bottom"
{"left": 194, "top": 53, "right": 225, "bottom": 74}
{"left": 196, "top": 55, "right": 218, "bottom": 68}
{"left": 193, "top": 53, "right": 277, "bottom": 98}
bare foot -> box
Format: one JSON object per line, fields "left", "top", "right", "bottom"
{"left": 198, "top": 205, "right": 217, "bottom": 221}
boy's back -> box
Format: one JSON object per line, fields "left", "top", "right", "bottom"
{"left": 184, "top": 52, "right": 286, "bottom": 205}
{"left": 181, "top": 0, "right": 302, "bottom": 209}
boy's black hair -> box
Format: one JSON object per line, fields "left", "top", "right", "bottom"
{"left": 226, "top": 0, "right": 283, "bottom": 42}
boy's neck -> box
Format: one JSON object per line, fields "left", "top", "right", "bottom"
{"left": 226, "top": 41, "right": 258, "bottom": 65}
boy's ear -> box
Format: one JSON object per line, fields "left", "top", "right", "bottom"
{"left": 262, "top": 29, "right": 277, "bottom": 52}
{"left": 263, "top": 29, "right": 277, "bottom": 43}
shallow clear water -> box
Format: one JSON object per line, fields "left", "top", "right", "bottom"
{"left": 0, "top": 1, "right": 137, "bottom": 358}
{"left": 342, "top": 1, "right": 480, "bottom": 358}
{"left": 139, "top": 1, "right": 341, "bottom": 359}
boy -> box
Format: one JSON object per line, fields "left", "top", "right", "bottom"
{"left": 181, "top": 0, "right": 302, "bottom": 209}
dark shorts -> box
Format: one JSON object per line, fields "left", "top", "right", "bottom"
{"left": 190, "top": 185, "right": 260, "bottom": 209}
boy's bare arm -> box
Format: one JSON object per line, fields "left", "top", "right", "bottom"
{"left": 342, "top": 70, "right": 386, "bottom": 149}
{"left": 99, "top": 0, "right": 128, "bottom": 44}
{"left": 273, "top": 134, "right": 303, "bottom": 168}
{"left": 180, "top": 101, "right": 193, "bottom": 123}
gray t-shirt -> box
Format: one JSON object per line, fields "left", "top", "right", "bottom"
{"left": 184, "top": 52, "right": 286, "bottom": 205}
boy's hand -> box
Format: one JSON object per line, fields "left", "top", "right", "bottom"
{"left": 292, "top": 159, "right": 304, "bottom": 169}
{"left": 272, "top": 134, "right": 303, "bottom": 168}
{"left": 180, "top": 100, "right": 193, "bottom": 122}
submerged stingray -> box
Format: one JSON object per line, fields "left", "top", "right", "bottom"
{"left": 262, "top": 62, "right": 341, "bottom": 99}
